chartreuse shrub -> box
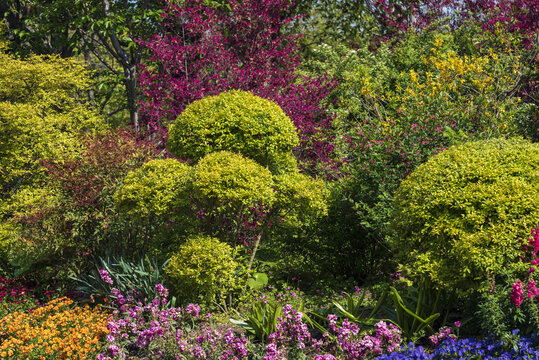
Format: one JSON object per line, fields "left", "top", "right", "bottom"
{"left": 0, "top": 186, "right": 60, "bottom": 271}
{"left": 391, "top": 138, "right": 539, "bottom": 291}
{"left": 167, "top": 90, "right": 299, "bottom": 172}
{"left": 0, "top": 38, "right": 106, "bottom": 196}
{"left": 114, "top": 158, "right": 194, "bottom": 252}
{"left": 193, "top": 151, "right": 275, "bottom": 208}
{"left": 272, "top": 170, "right": 330, "bottom": 224}
{"left": 165, "top": 235, "right": 242, "bottom": 304}
{"left": 115, "top": 158, "right": 192, "bottom": 217}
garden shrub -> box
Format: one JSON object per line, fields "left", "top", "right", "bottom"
{"left": 167, "top": 90, "right": 299, "bottom": 172}
{"left": 165, "top": 236, "right": 242, "bottom": 304}
{"left": 115, "top": 158, "right": 192, "bottom": 217}
{"left": 0, "top": 39, "right": 106, "bottom": 197}
{"left": 193, "top": 151, "right": 275, "bottom": 208}
{"left": 391, "top": 138, "right": 539, "bottom": 291}
{"left": 272, "top": 170, "right": 330, "bottom": 223}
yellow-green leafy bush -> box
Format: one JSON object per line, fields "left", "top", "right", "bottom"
{"left": 273, "top": 171, "right": 330, "bottom": 223}
{"left": 193, "top": 151, "right": 275, "bottom": 207}
{"left": 0, "top": 41, "right": 106, "bottom": 195}
{"left": 0, "top": 186, "right": 60, "bottom": 265}
{"left": 115, "top": 158, "right": 192, "bottom": 217}
{"left": 165, "top": 235, "right": 241, "bottom": 303}
{"left": 167, "top": 90, "right": 299, "bottom": 171}
{"left": 391, "top": 138, "right": 539, "bottom": 291}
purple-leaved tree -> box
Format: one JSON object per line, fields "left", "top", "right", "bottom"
{"left": 137, "top": 0, "right": 337, "bottom": 171}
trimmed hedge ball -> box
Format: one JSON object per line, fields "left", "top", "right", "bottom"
{"left": 165, "top": 235, "right": 241, "bottom": 303}
{"left": 391, "top": 137, "right": 539, "bottom": 291}
{"left": 167, "top": 90, "right": 299, "bottom": 171}
{"left": 114, "top": 158, "right": 192, "bottom": 217}
{"left": 193, "top": 151, "right": 275, "bottom": 207}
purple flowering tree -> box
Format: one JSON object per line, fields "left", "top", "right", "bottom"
{"left": 137, "top": 0, "right": 337, "bottom": 170}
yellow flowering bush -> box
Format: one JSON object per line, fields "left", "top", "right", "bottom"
{"left": 0, "top": 297, "right": 109, "bottom": 359}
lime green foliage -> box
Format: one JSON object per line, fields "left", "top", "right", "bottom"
{"left": 298, "top": 26, "right": 535, "bottom": 281}
{"left": 391, "top": 138, "right": 539, "bottom": 290}
{"left": 0, "top": 40, "right": 106, "bottom": 194}
{"left": 193, "top": 151, "right": 275, "bottom": 207}
{"left": 115, "top": 159, "right": 192, "bottom": 217}
{"left": 273, "top": 171, "right": 329, "bottom": 222}
{"left": 167, "top": 90, "right": 299, "bottom": 170}
{"left": 165, "top": 236, "right": 242, "bottom": 303}
{"left": 0, "top": 186, "right": 60, "bottom": 267}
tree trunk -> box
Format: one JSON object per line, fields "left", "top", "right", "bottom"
{"left": 247, "top": 230, "right": 263, "bottom": 272}
{"left": 125, "top": 64, "right": 139, "bottom": 132}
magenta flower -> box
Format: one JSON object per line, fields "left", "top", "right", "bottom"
{"left": 99, "top": 269, "right": 114, "bottom": 285}
{"left": 511, "top": 281, "right": 525, "bottom": 307}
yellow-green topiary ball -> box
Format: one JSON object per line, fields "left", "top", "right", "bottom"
{"left": 165, "top": 235, "right": 241, "bottom": 303}
{"left": 167, "top": 90, "right": 299, "bottom": 171}
{"left": 391, "top": 137, "right": 539, "bottom": 291}
{"left": 193, "top": 151, "right": 275, "bottom": 207}
{"left": 115, "top": 158, "right": 192, "bottom": 217}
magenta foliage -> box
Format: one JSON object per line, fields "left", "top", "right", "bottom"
{"left": 371, "top": 0, "right": 538, "bottom": 41}
{"left": 138, "top": 0, "right": 336, "bottom": 168}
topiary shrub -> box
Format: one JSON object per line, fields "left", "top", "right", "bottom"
{"left": 272, "top": 170, "right": 330, "bottom": 225}
{"left": 115, "top": 158, "right": 192, "bottom": 217}
{"left": 165, "top": 235, "right": 242, "bottom": 304}
{"left": 391, "top": 138, "right": 539, "bottom": 291}
{"left": 167, "top": 90, "right": 299, "bottom": 171}
{"left": 193, "top": 151, "right": 275, "bottom": 208}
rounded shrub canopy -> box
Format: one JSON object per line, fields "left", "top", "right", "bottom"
{"left": 115, "top": 158, "right": 192, "bottom": 217}
{"left": 165, "top": 235, "right": 241, "bottom": 303}
{"left": 167, "top": 90, "right": 299, "bottom": 169}
{"left": 273, "top": 171, "right": 330, "bottom": 220}
{"left": 391, "top": 137, "right": 539, "bottom": 290}
{"left": 193, "top": 151, "right": 275, "bottom": 207}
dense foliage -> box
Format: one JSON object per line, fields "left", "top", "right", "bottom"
{"left": 138, "top": 0, "right": 336, "bottom": 170}
{"left": 166, "top": 236, "right": 242, "bottom": 304}
{"left": 168, "top": 90, "right": 299, "bottom": 173}
{"left": 391, "top": 138, "right": 539, "bottom": 290}
{"left": 0, "top": 0, "right": 538, "bottom": 358}
{"left": 0, "top": 38, "right": 105, "bottom": 197}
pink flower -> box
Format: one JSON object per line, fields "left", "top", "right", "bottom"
{"left": 454, "top": 321, "right": 461, "bottom": 328}
{"left": 511, "top": 281, "right": 525, "bottom": 307}
{"left": 526, "top": 281, "right": 539, "bottom": 299}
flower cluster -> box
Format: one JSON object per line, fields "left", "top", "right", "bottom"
{"left": 327, "top": 315, "right": 402, "bottom": 359}
{"left": 0, "top": 297, "right": 109, "bottom": 359}
{"left": 428, "top": 326, "right": 456, "bottom": 347}
{"left": 511, "top": 226, "right": 539, "bottom": 307}
{"left": 0, "top": 275, "right": 40, "bottom": 318}
{"left": 377, "top": 333, "right": 539, "bottom": 359}
{"left": 265, "top": 304, "right": 312, "bottom": 360}
{"left": 99, "top": 284, "right": 249, "bottom": 359}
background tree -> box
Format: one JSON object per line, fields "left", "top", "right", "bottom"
{"left": 1, "top": 0, "right": 163, "bottom": 129}
{"left": 138, "top": 0, "right": 336, "bottom": 171}
{"left": 0, "top": 35, "right": 106, "bottom": 198}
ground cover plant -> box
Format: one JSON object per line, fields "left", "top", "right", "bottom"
{"left": 0, "top": 0, "right": 538, "bottom": 359}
